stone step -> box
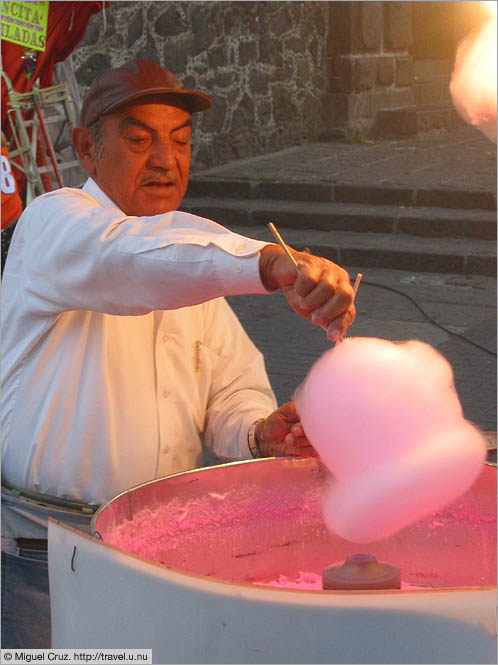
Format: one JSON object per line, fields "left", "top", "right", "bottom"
{"left": 416, "top": 105, "right": 464, "bottom": 134}
{"left": 185, "top": 178, "right": 496, "bottom": 211}
{"left": 180, "top": 197, "right": 497, "bottom": 240}
{"left": 220, "top": 223, "right": 496, "bottom": 277}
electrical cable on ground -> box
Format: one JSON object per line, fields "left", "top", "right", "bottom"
{"left": 361, "top": 280, "right": 497, "bottom": 358}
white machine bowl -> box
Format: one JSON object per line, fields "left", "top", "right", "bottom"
{"left": 49, "top": 457, "right": 497, "bottom": 663}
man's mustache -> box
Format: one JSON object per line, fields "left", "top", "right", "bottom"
{"left": 140, "top": 170, "right": 178, "bottom": 185}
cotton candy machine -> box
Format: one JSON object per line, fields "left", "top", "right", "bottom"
{"left": 49, "top": 457, "right": 496, "bottom": 664}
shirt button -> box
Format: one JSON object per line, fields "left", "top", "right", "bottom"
{"left": 162, "top": 334, "right": 169, "bottom": 342}
{"left": 236, "top": 266, "right": 242, "bottom": 273}
{"left": 162, "top": 446, "right": 170, "bottom": 454}
{"left": 162, "top": 389, "right": 170, "bottom": 398}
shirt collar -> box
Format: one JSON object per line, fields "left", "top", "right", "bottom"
{"left": 82, "top": 178, "right": 124, "bottom": 212}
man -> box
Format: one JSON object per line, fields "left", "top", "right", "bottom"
{"left": 1, "top": 59, "right": 355, "bottom": 648}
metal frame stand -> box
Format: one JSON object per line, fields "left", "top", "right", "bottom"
{"left": 2, "top": 71, "right": 85, "bottom": 204}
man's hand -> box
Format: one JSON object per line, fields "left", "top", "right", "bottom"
{"left": 259, "top": 244, "right": 355, "bottom": 341}
{"left": 255, "top": 401, "right": 317, "bottom": 458}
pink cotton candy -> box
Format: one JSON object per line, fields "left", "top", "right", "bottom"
{"left": 294, "top": 338, "right": 487, "bottom": 544}
{"left": 450, "top": 6, "right": 497, "bottom": 143}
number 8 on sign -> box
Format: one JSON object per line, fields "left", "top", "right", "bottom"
{"left": 1, "top": 154, "right": 16, "bottom": 194}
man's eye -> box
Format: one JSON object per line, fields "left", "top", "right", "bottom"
{"left": 125, "top": 136, "right": 151, "bottom": 152}
{"left": 173, "top": 131, "right": 191, "bottom": 146}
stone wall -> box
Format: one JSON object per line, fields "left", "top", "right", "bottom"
{"left": 70, "top": 1, "right": 472, "bottom": 169}
{"left": 71, "top": 1, "right": 332, "bottom": 170}
{"left": 325, "top": 1, "right": 416, "bottom": 138}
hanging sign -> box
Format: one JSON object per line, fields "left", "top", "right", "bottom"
{"left": 1, "top": 1, "right": 49, "bottom": 52}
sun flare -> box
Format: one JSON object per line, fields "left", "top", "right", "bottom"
{"left": 449, "top": 1, "right": 497, "bottom": 142}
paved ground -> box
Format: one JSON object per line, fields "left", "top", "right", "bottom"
{"left": 195, "top": 126, "right": 496, "bottom": 466}
{"left": 191, "top": 125, "right": 497, "bottom": 195}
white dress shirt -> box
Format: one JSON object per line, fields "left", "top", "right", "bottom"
{"left": 1, "top": 179, "right": 277, "bottom": 509}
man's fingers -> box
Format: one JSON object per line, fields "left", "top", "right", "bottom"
{"left": 283, "top": 434, "right": 319, "bottom": 457}
{"left": 278, "top": 252, "right": 356, "bottom": 336}
{"left": 257, "top": 403, "right": 318, "bottom": 458}
{"left": 295, "top": 276, "right": 337, "bottom": 312}
{"left": 310, "top": 294, "right": 355, "bottom": 326}
{"left": 311, "top": 300, "right": 356, "bottom": 329}
{"left": 284, "top": 421, "right": 310, "bottom": 450}
{"left": 290, "top": 423, "right": 304, "bottom": 438}
{"left": 325, "top": 306, "right": 356, "bottom": 341}
{"left": 284, "top": 432, "right": 307, "bottom": 445}
{"left": 292, "top": 262, "right": 328, "bottom": 298}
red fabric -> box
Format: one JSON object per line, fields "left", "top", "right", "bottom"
{"left": 2, "top": 1, "right": 107, "bottom": 126}
{"left": 1, "top": 144, "right": 23, "bottom": 229}
{"left": 1, "top": 2, "right": 108, "bottom": 194}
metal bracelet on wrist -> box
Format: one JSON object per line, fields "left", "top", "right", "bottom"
{"left": 248, "top": 418, "right": 265, "bottom": 458}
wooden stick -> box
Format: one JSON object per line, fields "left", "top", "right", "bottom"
{"left": 267, "top": 221, "right": 299, "bottom": 273}
{"left": 352, "top": 272, "right": 363, "bottom": 299}
{"left": 338, "top": 272, "right": 363, "bottom": 343}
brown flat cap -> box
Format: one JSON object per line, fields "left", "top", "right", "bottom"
{"left": 80, "top": 59, "right": 212, "bottom": 127}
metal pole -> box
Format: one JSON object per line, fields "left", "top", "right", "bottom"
{"left": 34, "top": 103, "right": 64, "bottom": 188}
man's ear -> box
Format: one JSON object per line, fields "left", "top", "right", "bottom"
{"left": 72, "top": 126, "right": 97, "bottom": 177}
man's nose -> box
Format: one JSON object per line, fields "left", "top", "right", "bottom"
{"left": 148, "top": 139, "right": 175, "bottom": 170}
